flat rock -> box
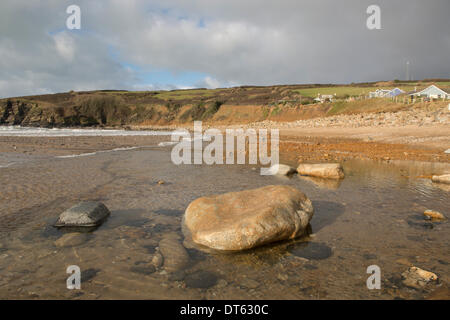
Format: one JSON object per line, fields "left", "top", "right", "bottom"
{"left": 424, "top": 210, "right": 446, "bottom": 221}
{"left": 184, "top": 185, "right": 314, "bottom": 251}
{"left": 431, "top": 174, "right": 450, "bottom": 185}
{"left": 297, "top": 163, "right": 344, "bottom": 179}
{"left": 55, "top": 202, "right": 110, "bottom": 227}
{"left": 266, "top": 164, "right": 297, "bottom": 176}
{"left": 159, "top": 237, "right": 190, "bottom": 273}
{"left": 54, "top": 232, "right": 89, "bottom": 247}
{"left": 401, "top": 266, "right": 438, "bottom": 289}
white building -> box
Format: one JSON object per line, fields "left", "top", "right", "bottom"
{"left": 314, "top": 94, "right": 335, "bottom": 103}
{"left": 410, "top": 85, "right": 450, "bottom": 99}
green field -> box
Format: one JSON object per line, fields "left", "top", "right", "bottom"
{"left": 292, "top": 82, "right": 450, "bottom": 98}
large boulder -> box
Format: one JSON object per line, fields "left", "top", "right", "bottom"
{"left": 297, "top": 163, "right": 344, "bottom": 179}
{"left": 432, "top": 174, "right": 450, "bottom": 185}
{"left": 54, "top": 201, "right": 110, "bottom": 227}
{"left": 184, "top": 185, "right": 314, "bottom": 251}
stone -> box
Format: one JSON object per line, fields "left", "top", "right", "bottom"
{"left": 424, "top": 210, "right": 446, "bottom": 221}
{"left": 266, "top": 164, "right": 297, "bottom": 176}
{"left": 159, "top": 237, "right": 190, "bottom": 272}
{"left": 401, "top": 266, "right": 438, "bottom": 289}
{"left": 216, "top": 279, "right": 228, "bottom": 288}
{"left": 241, "top": 278, "right": 260, "bottom": 289}
{"left": 55, "top": 202, "right": 110, "bottom": 227}
{"left": 81, "top": 268, "right": 100, "bottom": 283}
{"left": 297, "top": 163, "right": 344, "bottom": 179}
{"left": 431, "top": 174, "right": 450, "bottom": 185}
{"left": 152, "top": 252, "right": 164, "bottom": 268}
{"left": 184, "top": 185, "right": 314, "bottom": 251}
{"left": 54, "top": 232, "right": 89, "bottom": 247}
{"left": 157, "top": 180, "right": 165, "bottom": 185}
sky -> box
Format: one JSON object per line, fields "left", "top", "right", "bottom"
{"left": 1, "top": 0, "right": 449, "bottom": 98}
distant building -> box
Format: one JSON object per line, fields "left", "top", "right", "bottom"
{"left": 369, "top": 88, "right": 404, "bottom": 98}
{"left": 410, "top": 85, "right": 450, "bottom": 99}
{"left": 314, "top": 94, "right": 335, "bottom": 103}
{"left": 369, "top": 89, "right": 391, "bottom": 98}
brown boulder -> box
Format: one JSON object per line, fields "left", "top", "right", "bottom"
{"left": 184, "top": 185, "right": 314, "bottom": 251}
{"left": 297, "top": 163, "right": 344, "bottom": 179}
{"left": 432, "top": 174, "right": 450, "bottom": 185}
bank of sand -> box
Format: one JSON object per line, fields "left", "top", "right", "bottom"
{"left": 1, "top": 123, "right": 448, "bottom": 165}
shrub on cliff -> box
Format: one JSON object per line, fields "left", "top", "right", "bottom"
{"left": 78, "top": 95, "right": 131, "bottom": 125}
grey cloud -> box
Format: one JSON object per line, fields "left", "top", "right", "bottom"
{"left": 1, "top": 0, "right": 449, "bottom": 98}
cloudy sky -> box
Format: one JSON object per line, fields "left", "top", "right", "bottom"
{"left": 1, "top": 0, "right": 449, "bottom": 98}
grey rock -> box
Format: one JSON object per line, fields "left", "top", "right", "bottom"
{"left": 55, "top": 201, "right": 110, "bottom": 227}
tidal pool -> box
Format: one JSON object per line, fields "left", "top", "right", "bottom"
{"left": 0, "top": 146, "right": 448, "bottom": 299}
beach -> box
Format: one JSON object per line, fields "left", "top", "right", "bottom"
{"left": 0, "top": 127, "right": 449, "bottom": 299}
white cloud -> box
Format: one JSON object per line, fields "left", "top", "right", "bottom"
{"left": 53, "top": 32, "right": 75, "bottom": 62}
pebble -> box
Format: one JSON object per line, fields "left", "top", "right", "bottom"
{"left": 401, "top": 266, "right": 438, "bottom": 289}
{"left": 152, "top": 253, "right": 164, "bottom": 268}
{"left": 424, "top": 210, "right": 446, "bottom": 221}
{"left": 216, "top": 279, "right": 228, "bottom": 289}
{"left": 241, "top": 278, "right": 260, "bottom": 289}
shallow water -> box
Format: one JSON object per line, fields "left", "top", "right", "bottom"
{"left": 0, "top": 145, "right": 448, "bottom": 299}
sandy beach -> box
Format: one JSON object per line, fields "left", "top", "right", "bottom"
{"left": 0, "top": 126, "right": 449, "bottom": 299}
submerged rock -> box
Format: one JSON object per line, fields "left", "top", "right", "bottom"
{"left": 266, "top": 164, "right": 297, "bottom": 176}
{"left": 159, "top": 236, "right": 190, "bottom": 272}
{"left": 54, "top": 232, "right": 89, "bottom": 247}
{"left": 424, "top": 210, "right": 446, "bottom": 221}
{"left": 130, "top": 265, "right": 156, "bottom": 275}
{"left": 184, "top": 185, "right": 314, "bottom": 251}
{"left": 184, "top": 271, "right": 218, "bottom": 289}
{"left": 431, "top": 174, "right": 450, "bottom": 185}
{"left": 401, "top": 266, "right": 438, "bottom": 289}
{"left": 288, "top": 242, "right": 333, "bottom": 260}
{"left": 55, "top": 202, "right": 110, "bottom": 227}
{"left": 297, "top": 163, "right": 344, "bottom": 179}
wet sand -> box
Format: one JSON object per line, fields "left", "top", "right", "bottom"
{"left": 0, "top": 134, "right": 449, "bottom": 300}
